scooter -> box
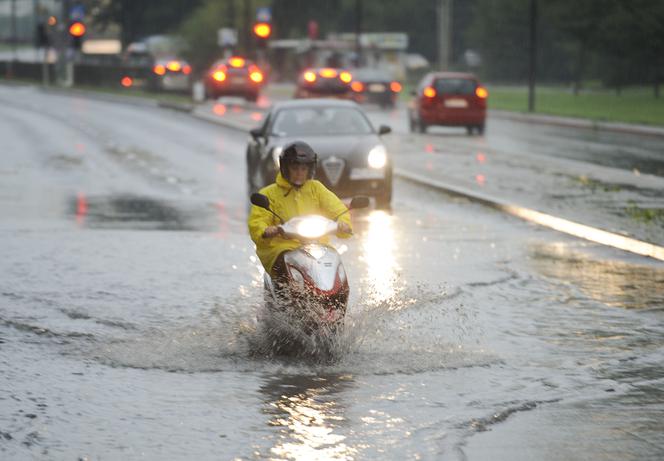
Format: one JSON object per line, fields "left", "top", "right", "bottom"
{"left": 250, "top": 193, "right": 369, "bottom": 338}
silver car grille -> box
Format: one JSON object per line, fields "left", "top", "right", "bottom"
{"left": 321, "top": 156, "right": 345, "bottom": 186}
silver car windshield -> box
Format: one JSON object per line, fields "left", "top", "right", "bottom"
{"left": 271, "top": 107, "right": 374, "bottom": 136}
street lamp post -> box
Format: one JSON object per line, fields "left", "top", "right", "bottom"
{"left": 528, "top": 0, "right": 538, "bottom": 112}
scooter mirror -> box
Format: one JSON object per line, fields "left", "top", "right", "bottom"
{"left": 349, "top": 196, "right": 370, "bottom": 210}
{"left": 250, "top": 193, "right": 271, "bottom": 210}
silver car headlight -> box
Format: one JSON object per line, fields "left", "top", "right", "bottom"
{"left": 368, "top": 145, "right": 387, "bottom": 169}
{"left": 271, "top": 146, "right": 283, "bottom": 168}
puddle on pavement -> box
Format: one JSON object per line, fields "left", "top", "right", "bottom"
{"left": 68, "top": 194, "right": 217, "bottom": 231}
{"left": 528, "top": 242, "right": 664, "bottom": 310}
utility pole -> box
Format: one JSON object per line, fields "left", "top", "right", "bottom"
{"left": 528, "top": 0, "right": 537, "bottom": 112}
{"left": 355, "top": 0, "right": 362, "bottom": 66}
{"left": 437, "top": 0, "right": 452, "bottom": 70}
{"left": 8, "top": 0, "right": 17, "bottom": 78}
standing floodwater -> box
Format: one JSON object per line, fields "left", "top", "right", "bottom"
{"left": 1, "top": 86, "right": 663, "bottom": 460}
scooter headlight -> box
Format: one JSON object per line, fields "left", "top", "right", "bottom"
{"left": 296, "top": 216, "right": 329, "bottom": 238}
{"left": 368, "top": 145, "right": 387, "bottom": 169}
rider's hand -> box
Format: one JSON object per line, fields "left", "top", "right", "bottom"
{"left": 262, "top": 226, "right": 280, "bottom": 238}
{"left": 337, "top": 221, "right": 352, "bottom": 234}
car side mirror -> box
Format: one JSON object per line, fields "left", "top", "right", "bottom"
{"left": 378, "top": 125, "right": 392, "bottom": 135}
{"left": 249, "top": 127, "right": 263, "bottom": 142}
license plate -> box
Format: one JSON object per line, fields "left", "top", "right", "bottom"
{"left": 232, "top": 77, "right": 245, "bottom": 85}
{"left": 368, "top": 83, "right": 386, "bottom": 92}
{"left": 444, "top": 98, "right": 468, "bottom": 108}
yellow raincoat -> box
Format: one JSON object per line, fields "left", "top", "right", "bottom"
{"left": 248, "top": 172, "right": 352, "bottom": 275}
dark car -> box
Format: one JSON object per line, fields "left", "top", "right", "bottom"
{"left": 246, "top": 99, "right": 393, "bottom": 208}
{"left": 294, "top": 67, "right": 354, "bottom": 100}
{"left": 204, "top": 56, "right": 265, "bottom": 102}
{"left": 408, "top": 72, "right": 488, "bottom": 135}
{"left": 350, "top": 68, "right": 403, "bottom": 108}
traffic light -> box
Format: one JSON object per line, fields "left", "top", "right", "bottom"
{"left": 253, "top": 22, "right": 271, "bottom": 48}
{"left": 68, "top": 20, "right": 86, "bottom": 50}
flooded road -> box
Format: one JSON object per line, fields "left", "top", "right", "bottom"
{"left": 1, "top": 85, "right": 663, "bottom": 460}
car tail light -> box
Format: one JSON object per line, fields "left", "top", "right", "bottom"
{"left": 229, "top": 57, "right": 245, "bottom": 68}
{"left": 339, "top": 71, "right": 352, "bottom": 83}
{"left": 121, "top": 76, "right": 133, "bottom": 87}
{"left": 475, "top": 86, "right": 489, "bottom": 98}
{"left": 212, "top": 70, "right": 227, "bottom": 82}
{"left": 351, "top": 81, "right": 364, "bottom": 92}
{"left": 320, "top": 68, "right": 338, "bottom": 78}
{"left": 390, "top": 81, "right": 402, "bottom": 92}
{"left": 249, "top": 70, "right": 263, "bottom": 83}
{"left": 166, "top": 60, "right": 181, "bottom": 72}
{"left": 423, "top": 86, "right": 436, "bottom": 98}
{"left": 303, "top": 71, "right": 317, "bottom": 83}
{"left": 182, "top": 65, "right": 192, "bottom": 75}
{"left": 153, "top": 64, "right": 166, "bottom": 75}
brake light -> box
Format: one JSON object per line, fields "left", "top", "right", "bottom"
{"left": 339, "top": 71, "right": 352, "bottom": 83}
{"left": 320, "top": 68, "right": 338, "bottom": 78}
{"left": 166, "top": 61, "right": 181, "bottom": 72}
{"left": 212, "top": 70, "right": 226, "bottom": 82}
{"left": 351, "top": 81, "right": 364, "bottom": 92}
{"left": 249, "top": 70, "right": 263, "bottom": 83}
{"left": 390, "top": 81, "right": 402, "bottom": 93}
{"left": 121, "top": 76, "right": 133, "bottom": 87}
{"left": 153, "top": 64, "right": 166, "bottom": 76}
{"left": 303, "top": 71, "right": 317, "bottom": 83}
{"left": 229, "top": 57, "right": 245, "bottom": 68}
{"left": 423, "top": 86, "right": 436, "bottom": 98}
{"left": 475, "top": 86, "right": 489, "bottom": 98}
{"left": 182, "top": 65, "right": 192, "bottom": 75}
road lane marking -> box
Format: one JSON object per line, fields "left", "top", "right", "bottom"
{"left": 396, "top": 168, "right": 664, "bottom": 262}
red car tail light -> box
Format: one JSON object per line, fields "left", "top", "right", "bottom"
{"left": 475, "top": 86, "right": 489, "bottom": 99}
{"left": 390, "top": 81, "right": 402, "bottom": 92}
{"left": 303, "top": 71, "right": 317, "bottom": 83}
{"left": 121, "top": 76, "right": 133, "bottom": 87}
{"left": 423, "top": 86, "right": 436, "bottom": 98}
{"left": 212, "top": 70, "right": 227, "bottom": 82}
{"left": 351, "top": 81, "right": 364, "bottom": 92}
{"left": 249, "top": 70, "right": 263, "bottom": 83}
{"left": 153, "top": 64, "right": 166, "bottom": 75}
{"left": 339, "top": 71, "right": 352, "bottom": 83}
{"left": 182, "top": 65, "right": 192, "bottom": 75}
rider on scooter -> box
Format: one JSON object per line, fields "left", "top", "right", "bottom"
{"left": 248, "top": 141, "right": 352, "bottom": 281}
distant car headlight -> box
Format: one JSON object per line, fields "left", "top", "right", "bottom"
{"left": 368, "top": 145, "right": 387, "bottom": 169}
{"left": 271, "top": 146, "right": 283, "bottom": 168}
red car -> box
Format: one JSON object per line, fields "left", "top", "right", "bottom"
{"left": 408, "top": 72, "right": 488, "bottom": 135}
{"left": 294, "top": 67, "right": 354, "bottom": 100}
{"left": 204, "top": 56, "right": 265, "bottom": 102}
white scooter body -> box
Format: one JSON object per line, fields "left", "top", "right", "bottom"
{"left": 262, "top": 215, "right": 349, "bottom": 329}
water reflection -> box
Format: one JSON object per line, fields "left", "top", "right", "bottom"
{"left": 260, "top": 374, "right": 355, "bottom": 460}
{"left": 529, "top": 242, "right": 664, "bottom": 309}
{"left": 69, "top": 194, "right": 214, "bottom": 231}
{"left": 359, "top": 211, "right": 400, "bottom": 304}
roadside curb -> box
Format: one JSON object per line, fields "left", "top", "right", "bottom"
{"left": 395, "top": 168, "right": 664, "bottom": 262}
{"left": 489, "top": 109, "right": 664, "bottom": 138}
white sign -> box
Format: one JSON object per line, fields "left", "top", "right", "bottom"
{"left": 217, "top": 28, "right": 237, "bottom": 47}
